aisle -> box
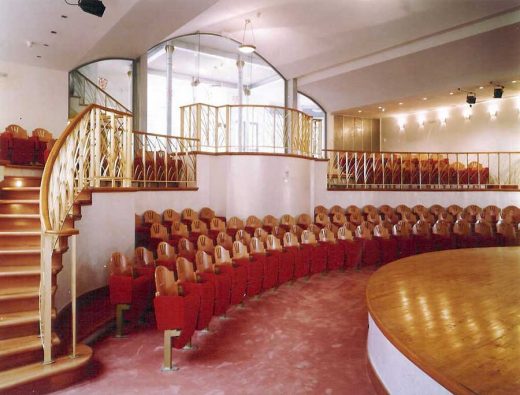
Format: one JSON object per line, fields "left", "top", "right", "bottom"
{"left": 55, "top": 268, "right": 377, "bottom": 395}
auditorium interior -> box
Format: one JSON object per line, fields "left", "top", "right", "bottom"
{"left": 1, "top": 0, "right": 520, "bottom": 394}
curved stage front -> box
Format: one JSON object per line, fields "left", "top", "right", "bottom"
{"left": 366, "top": 247, "right": 520, "bottom": 395}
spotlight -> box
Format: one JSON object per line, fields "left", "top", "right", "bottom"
{"left": 78, "top": 0, "right": 105, "bottom": 17}
{"left": 466, "top": 93, "right": 476, "bottom": 107}
{"left": 493, "top": 86, "right": 504, "bottom": 99}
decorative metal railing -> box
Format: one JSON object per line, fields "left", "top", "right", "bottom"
{"left": 180, "top": 103, "right": 323, "bottom": 158}
{"left": 69, "top": 70, "right": 131, "bottom": 118}
{"left": 133, "top": 131, "right": 197, "bottom": 188}
{"left": 326, "top": 150, "right": 520, "bottom": 190}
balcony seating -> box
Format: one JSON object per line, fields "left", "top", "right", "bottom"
{"left": 170, "top": 222, "right": 190, "bottom": 246}
{"left": 337, "top": 225, "right": 362, "bottom": 268}
{"left": 412, "top": 219, "right": 434, "bottom": 254}
{"left": 233, "top": 240, "right": 263, "bottom": 297}
{"left": 209, "top": 217, "right": 227, "bottom": 241}
{"left": 215, "top": 245, "right": 248, "bottom": 305}
{"left": 432, "top": 220, "right": 454, "bottom": 250}
{"left": 109, "top": 252, "right": 151, "bottom": 336}
{"left": 315, "top": 212, "right": 330, "bottom": 228}
{"left": 6, "top": 125, "right": 34, "bottom": 165}
{"left": 250, "top": 237, "right": 279, "bottom": 291}
{"left": 245, "top": 215, "right": 262, "bottom": 235}
{"left": 216, "top": 231, "right": 234, "bottom": 251}
{"left": 197, "top": 235, "right": 215, "bottom": 255}
{"left": 153, "top": 266, "right": 200, "bottom": 350}
{"left": 176, "top": 257, "right": 215, "bottom": 331}
{"left": 178, "top": 238, "right": 197, "bottom": 263}
{"left": 226, "top": 216, "right": 244, "bottom": 238}
{"left": 181, "top": 208, "right": 198, "bottom": 226}
{"left": 283, "top": 232, "right": 310, "bottom": 279}
{"left": 393, "top": 220, "right": 415, "bottom": 258}
{"left": 262, "top": 214, "right": 278, "bottom": 233}
{"left": 453, "top": 219, "right": 476, "bottom": 248}
{"left": 319, "top": 228, "right": 344, "bottom": 270}
{"left": 474, "top": 218, "right": 497, "bottom": 247}
{"left": 296, "top": 213, "right": 312, "bottom": 229}
{"left": 301, "top": 229, "right": 328, "bottom": 275}
{"left": 195, "top": 251, "right": 231, "bottom": 316}
{"left": 373, "top": 224, "right": 398, "bottom": 265}
{"left": 156, "top": 242, "right": 177, "bottom": 272}
{"left": 163, "top": 209, "right": 181, "bottom": 229}
{"left": 31, "top": 128, "right": 54, "bottom": 164}
{"left": 149, "top": 223, "right": 169, "bottom": 252}
{"left": 267, "top": 234, "right": 294, "bottom": 284}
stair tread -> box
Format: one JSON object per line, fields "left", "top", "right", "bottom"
{"left": 0, "top": 213, "right": 39, "bottom": 218}
{"left": 0, "top": 200, "right": 39, "bottom": 204}
{"left": 0, "top": 247, "right": 40, "bottom": 254}
{"left": 0, "top": 286, "right": 39, "bottom": 299}
{"left": 0, "top": 333, "right": 59, "bottom": 358}
{"left": 0, "top": 309, "right": 55, "bottom": 326}
{"left": 0, "top": 231, "right": 40, "bottom": 236}
{"left": 0, "top": 266, "right": 40, "bottom": 276}
{"left": 1, "top": 187, "right": 40, "bottom": 191}
{"left": 0, "top": 344, "right": 92, "bottom": 391}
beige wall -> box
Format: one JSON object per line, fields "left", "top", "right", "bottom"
{"left": 381, "top": 96, "right": 520, "bottom": 152}
{"left": 333, "top": 115, "right": 380, "bottom": 151}
{"left": 0, "top": 60, "right": 68, "bottom": 137}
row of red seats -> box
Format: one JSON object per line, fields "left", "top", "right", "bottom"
{"left": 0, "top": 125, "right": 54, "bottom": 165}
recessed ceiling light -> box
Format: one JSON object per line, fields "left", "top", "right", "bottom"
{"left": 378, "top": 106, "right": 382, "bottom": 109}
{"left": 43, "top": 43, "right": 49, "bottom": 47}
{"left": 381, "top": 108, "right": 385, "bottom": 112}
{"left": 512, "top": 80, "right": 517, "bottom": 83}
{"left": 479, "top": 86, "right": 484, "bottom": 89}
{"left": 422, "top": 97, "right": 427, "bottom": 100}
{"left": 357, "top": 110, "right": 362, "bottom": 113}
{"left": 36, "top": 55, "right": 42, "bottom": 58}
{"left": 449, "top": 92, "right": 454, "bottom": 95}
{"left": 398, "top": 102, "right": 403, "bottom": 105}
{"left": 51, "top": 30, "right": 57, "bottom": 34}
{"left": 61, "top": 15, "right": 68, "bottom": 18}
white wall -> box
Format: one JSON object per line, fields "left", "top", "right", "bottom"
{"left": 381, "top": 96, "right": 520, "bottom": 152}
{"left": 56, "top": 154, "right": 520, "bottom": 310}
{"left": 0, "top": 60, "right": 68, "bottom": 137}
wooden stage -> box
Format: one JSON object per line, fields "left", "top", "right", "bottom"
{"left": 366, "top": 247, "right": 520, "bottom": 395}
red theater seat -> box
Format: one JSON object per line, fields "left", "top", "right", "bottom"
{"left": 319, "top": 228, "right": 344, "bottom": 271}
{"left": 474, "top": 219, "right": 497, "bottom": 248}
{"left": 215, "top": 245, "right": 247, "bottom": 305}
{"left": 432, "top": 220, "right": 454, "bottom": 250}
{"left": 453, "top": 219, "right": 477, "bottom": 248}
{"left": 301, "top": 230, "right": 327, "bottom": 274}
{"left": 196, "top": 251, "right": 231, "bottom": 316}
{"left": 355, "top": 222, "right": 379, "bottom": 267}
{"left": 250, "top": 237, "right": 279, "bottom": 291}
{"left": 373, "top": 224, "right": 398, "bottom": 265}
{"left": 233, "top": 240, "right": 263, "bottom": 297}
{"left": 337, "top": 225, "right": 362, "bottom": 269}
{"left": 267, "top": 234, "right": 294, "bottom": 284}
{"left": 393, "top": 220, "right": 415, "bottom": 258}
{"left": 156, "top": 241, "right": 177, "bottom": 272}
{"left": 283, "top": 232, "right": 310, "bottom": 279}
{"left": 412, "top": 219, "right": 434, "bottom": 254}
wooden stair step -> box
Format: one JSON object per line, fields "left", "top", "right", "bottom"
{"left": 0, "top": 247, "right": 40, "bottom": 255}
{"left": 0, "top": 187, "right": 40, "bottom": 200}
{"left": 0, "top": 309, "right": 56, "bottom": 340}
{"left": 0, "top": 286, "right": 55, "bottom": 315}
{"left": 0, "top": 333, "right": 60, "bottom": 359}
{"left": 0, "top": 343, "right": 92, "bottom": 392}
{"left": 0, "top": 231, "right": 40, "bottom": 247}
{"left": 0, "top": 200, "right": 39, "bottom": 215}
{"left": 0, "top": 200, "right": 39, "bottom": 204}
{"left": 1, "top": 177, "right": 42, "bottom": 188}
{"left": 1, "top": 187, "right": 40, "bottom": 191}
{"left": 0, "top": 266, "right": 40, "bottom": 276}
{"left": 0, "top": 310, "right": 42, "bottom": 327}
{"left": 0, "top": 286, "right": 39, "bottom": 299}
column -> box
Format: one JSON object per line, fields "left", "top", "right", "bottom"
{"left": 236, "top": 57, "right": 244, "bottom": 151}
{"left": 165, "top": 44, "right": 175, "bottom": 136}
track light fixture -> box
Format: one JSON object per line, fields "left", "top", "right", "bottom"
{"left": 466, "top": 93, "right": 476, "bottom": 107}
{"left": 493, "top": 86, "right": 504, "bottom": 99}
{"left": 65, "top": 0, "right": 105, "bottom": 17}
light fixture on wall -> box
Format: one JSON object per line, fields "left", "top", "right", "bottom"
{"left": 437, "top": 108, "right": 449, "bottom": 126}
{"left": 466, "top": 93, "right": 476, "bottom": 107}
{"left": 488, "top": 104, "right": 498, "bottom": 119}
{"left": 417, "top": 112, "right": 426, "bottom": 128}
{"left": 191, "top": 33, "right": 201, "bottom": 87}
{"left": 462, "top": 106, "right": 472, "bottom": 120}
{"left": 396, "top": 114, "right": 407, "bottom": 131}
{"left": 238, "top": 19, "right": 256, "bottom": 54}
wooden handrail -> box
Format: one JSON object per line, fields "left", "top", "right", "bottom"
{"left": 179, "top": 102, "right": 313, "bottom": 119}
{"left": 40, "top": 104, "right": 133, "bottom": 233}
{"left": 323, "top": 149, "right": 520, "bottom": 155}
{"left": 133, "top": 130, "right": 200, "bottom": 141}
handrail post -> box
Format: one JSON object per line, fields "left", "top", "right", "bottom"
{"left": 124, "top": 116, "right": 133, "bottom": 187}
{"left": 70, "top": 234, "right": 77, "bottom": 358}
{"left": 94, "top": 108, "right": 101, "bottom": 187}
{"left": 41, "top": 232, "right": 54, "bottom": 365}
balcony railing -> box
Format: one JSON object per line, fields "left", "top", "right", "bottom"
{"left": 326, "top": 150, "right": 520, "bottom": 190}
{"left": 180, "top": 103, "right": 323, "bottom": 158}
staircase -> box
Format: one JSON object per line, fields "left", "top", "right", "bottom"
{"left": 0, "top": 174, "right": 91, "bottom": 393}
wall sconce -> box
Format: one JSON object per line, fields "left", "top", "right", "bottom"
{"left": 462, "top": 107, "right": 472, "bottom": 120}
{"left": 488, "top": 104, "right": 498, "bottom": 119}
{"left": 416, "top": 112, "right": 426, "bottom": 128}
{"left": 437, "top": 108, "right": 449, "bottom": 126}
{"left": 396, "top": 114, "right": 407, "bottom": 132}
{"left": 283, "top": 170, "right": 290, "bottom": 183}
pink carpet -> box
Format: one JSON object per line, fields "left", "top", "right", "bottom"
{"left": 55, "top": 268, "right": 377, "bottom": 395}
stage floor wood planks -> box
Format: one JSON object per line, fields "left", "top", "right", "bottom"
{"left": 366, "top": 247, "right": 520, "bottom": 395}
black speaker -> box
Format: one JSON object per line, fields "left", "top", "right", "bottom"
{"left": 494, "top": 87, "right": 504, "bottom": 98}
{"left": 466, "top": 94, "right": 476, "bottom": 105}
{"left": 79, "top": 0, "right": 105, "bottom": 17}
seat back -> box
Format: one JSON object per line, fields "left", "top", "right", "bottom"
{"left": 249, "top": 237, "right": 266, "bottom": 253}
{"left": 176, "top": 257, "right": 197, "bottom": 283}
{"left": 151, "top": 223, "right": 168, "bottom": 240}
{"left": 366, "top": 211, "right": 380, "bottom": 224}
{"left": 413, "top": 219, "right": 431, "bottom": 237}
{"left": 235, "top": 229, "right": 251, "bottom": 245}
{"left": 349, "top": 211, "right": 363, "bottom": 226}
{"left": 315, "top": 213, "right": 330, "bottom": 226}
{"left": 432, "top": 220, "right": 451, "bottom": 237}
{"left": 199, "top": 207, "right": 215, "bottom": 222}
{"left": 197, "top": 235, "right": 215, "bottom": 253}
{"left": 157, "top": 242, "right": 176, "bottom": 260}
{"left": 429, "top": 204, "right": 445, "bottom": 217}
{"left": 215, "top": 245, "right": 233, "bottom": 265}
{"left": 263, "top": 214, "right": 279, "bottom": 228}
{"left": 379, "top": 205, "right": 394, "bottom": 217}
{"left": 280, "top": 214, "right": 295, "bottom": 226}
{"left": 497, "top": 220, "right": 517, "bottom": 239}
{"left": 329, "top": 205, "right": 344, "bottom": 215}
{"left": 301, "top": 229, "right": 317, "bottom": 245}
{"left": 227, "top": 216, "right": 244, "bottom": 230}
{"left": 395, "top": 204, "right": 411, "bottom": 217}
{"left": 337, "top": 225, "right": 354, "bottom": 241}
{"left": 109, "top": 252, "right": 133, "bottom": 276}
{"left": 465, "top": 204, "right": 482, "bottom": 217}
{"left": 143, "top": 210, "right": 161, "bottom": 225}
{"left": 272, "top": 225, "right": 285, "bottom": 240}
{"left": 346, "top": 205, "right": 361, "bottom": 217}
{"left": 283, "top": 231, "right": 300, "bottom": 247}
{"left": 253, "top": 227, "right": 268, "bottom": 242}
{"left": 266, "top": 234, "right": 283, "bottom": 251}
{"left": 163, "top": 209, "right": 180, "bottom": 224}
{"left": 181, "top": 208, "right": 198, "bottom": 222}
{"left": 475, "top": 220, "right": 493, "bottom": 237}
{"left": 6, "top": 124, "right": 28, "bottom": 138}
{"left": 374, "top": 224, "right": 390, "bottom": 239}
{"left": 356, "top": 222, "right": 373, "bottom": 239}
{"left": 307, "top": 223, "right": 321, "bottom": 237}
{"left": 363, "top": 205, "right": 377, "bottom": 216}
{"left": 402, "top": 211, "right": 417, "bottom": 223}
{"left": 195, "top": 250, "right": 214, "bottom": 273}
{"left": 332, "top": 212, "right": 347, "bottom": 226}
{"left": 296, "top": 213, "right": 312, "bottom": 228}
{"left": 393, "top": 220, "right": 412, "bottom": 237}
{"left": 245, "top": 215, "right": 262, "bottom": 229}
{"left": 178, "top": 238, "right": 195, "bottom": 254}
{"left": 135, "top": 247, "right": 155, "bottom": 267}
{"left": 155, "top": 266, "right": 179, "bottom": 296}
{"left": 191, "top": 219, "right": 208, "bottom": 235}
{"left": 412, "top": 204, "right": 427, "bottom": 216}
{"left": 453, "top": 219, "right": 471, "bottom": 236}
{"left": 171, "top": 221, "right": 189, "bottom": 237}
{"left": 314, "top": 205, "right": 328, "bottom": 216}
{"left": 290, "top": 224, "right": 304, "bottom": 238}
{"left": 319, "top": 228, "right": 335, "bottom": 242}
{"left": 482, "top": 205, "right": 501, "bottom": 221}
{"left": 210, "top": 217, "right": 226, "bottom": 232}
{"left": 233, "top": 240, "right": 250, "bottom": 259}
{"left": 32, "top": 128, "right": 53, "bottom": 142}
{"left": 217, "top": 232, "right": 233, "bottom": 250}
{"left": 447, "top": 204, "right": 463, "bottom": 217}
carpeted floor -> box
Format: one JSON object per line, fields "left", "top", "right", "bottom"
{"left": 55, "top": 268, "right": 377, "bottom": 395}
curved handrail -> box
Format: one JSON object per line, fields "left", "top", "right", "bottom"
{"left": 179, "top": 102, "right": 313, "bottom": 119}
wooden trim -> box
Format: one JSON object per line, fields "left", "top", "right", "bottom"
{"left": 323, "top": 149, "right": 520, "bottom": 155}
{"left": 2, "top": 164, "right": 44, "bottom": 170}
{"left": 366, "top": 357, "right": 389, "bottom": 395}
{"left": 178, "top": 102, "right": 312, "bottom": 119}
{"left": 194, "top": 151, "right": 329, "bottom": 162}
{"left": 133, "top": 130, "right": 199, "bottom": 141}
{"left": 87, "top": 186, "right": 199, "bottom": 193}
{"left": 327, "top": 187, "right": 519, "bottom": 192}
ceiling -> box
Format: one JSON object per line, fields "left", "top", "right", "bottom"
{"left": 1, "top": 0, "right": 519, "bottom": 114}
